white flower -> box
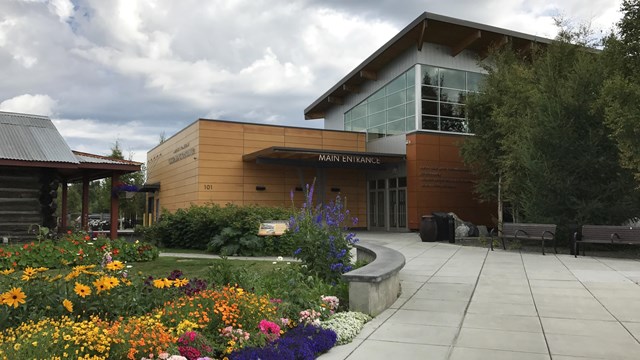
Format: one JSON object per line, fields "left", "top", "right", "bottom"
{"left": 287, "top": 262, "right": 291, "bottom": 265}
{"left": 87, "top": 242, "right": 94, "bottom": 245}
{"left": 272, "top": 261, "right": 277, "bottom": 264}
{"left": 277, "top": 256, "right": 284, "bottom": 261}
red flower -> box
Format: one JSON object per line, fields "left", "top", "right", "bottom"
{"left": 84, "top": 235, "right": 90, "bottom": 241}
{"left": 112, "top": 249, "right": 119, "bottom": 256}
{"left": 67, "top": 230, "right": 72, "bottom": 235}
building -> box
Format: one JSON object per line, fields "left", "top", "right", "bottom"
{"left": 144, "top": 12, "right": 551, "bottom": 231}
{"left": 0, "top": 111, "right": 142, "bottom": 241}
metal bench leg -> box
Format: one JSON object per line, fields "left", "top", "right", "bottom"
{"left": 502, "top": 238, "right": 506, "bottom": 250}
{"left": 541, "top": 239, "right": 545, "bottom": 255}
{"left": 574, "top": 242, "right": 578, "bottom": 258}
{"left": 554, "top": 239, "right": 557, "bottom": 254}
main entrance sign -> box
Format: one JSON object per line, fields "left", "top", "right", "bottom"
{"left": 318, "top": 154, "right": 381, "bottom": 165}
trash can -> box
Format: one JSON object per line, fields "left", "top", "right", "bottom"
{"left": 432, "top": 212, "right": 455, "bottom": 243}
{"left": 419, "top": 215, "right": 438, "bottom": 242}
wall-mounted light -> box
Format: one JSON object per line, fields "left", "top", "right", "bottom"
{"left": 295, "top": 186, "right": 303, "bottom": 192}
{"left": 256, "top": 185, "right": 266, "bottom": 191}
{"left": 330, "top": 187, "right": 340, "bottom": 192}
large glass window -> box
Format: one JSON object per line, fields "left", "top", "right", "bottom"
{"left": 344, "top": 66, "right": 416, "bottom": 139}
{"left": 420, "top": 65, "right": 486, "bottom": 134}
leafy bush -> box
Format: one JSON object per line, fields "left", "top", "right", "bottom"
{"left": 143, "top": 204, "right": 293, "bottom": 255}
{"left": 0, "top": 231, "right": 158, "bottom": 270}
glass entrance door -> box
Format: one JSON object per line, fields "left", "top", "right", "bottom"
{"left": 389, "top": 177, "right": 407, "bottom": 230}
{"left": 368, "top": 179, "right": 386, "bottom": 229}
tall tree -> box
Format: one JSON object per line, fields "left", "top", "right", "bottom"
{"left": 461, "top": 26, "right": 640, "bottom": 230}
{"left": 601, "top": 0, "right": 640, "bottom": 183}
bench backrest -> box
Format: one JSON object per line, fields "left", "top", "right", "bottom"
{"left": 582, "top": 225, "right": 640, "bottom": 243}
{"left": 502, "top": 223, "right": 556, "bottom": 238}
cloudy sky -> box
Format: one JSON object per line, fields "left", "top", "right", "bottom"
{"left": 0, "top": 0, "right": 623, "bottom": 162}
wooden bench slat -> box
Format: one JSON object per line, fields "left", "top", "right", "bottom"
{"left": 574, "top": 225, "right": 640, "bottom": 257}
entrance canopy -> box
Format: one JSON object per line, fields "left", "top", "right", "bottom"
{"left": 242, "top": 146, "right": 406, "bottom": 170}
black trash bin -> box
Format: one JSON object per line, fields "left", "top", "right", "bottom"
{"left": 432, "top": 212, "right": 455, "bottom": 243}
{"left": 419, "top": 215, "right": 438, "bottom": 242}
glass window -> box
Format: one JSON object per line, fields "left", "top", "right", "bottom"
{"left": 422, "top": 100, "right": 438, "bottom": 116}
{"left": 367, "top": 97, "right": 385, "bottom": 114}
{"left": 377, "top": 179, "right": 386, "bottom": 189}
{"left": 352, "top": 118, "right": 366, "bottom": 131}
{"left": 440, "top": 88, "right": 465, "bottom": 104}
{"left": 405, "top": 116, "right": 416, "bottom": 131}
{"left": 344, "top": 66, "right": 418, "bottom": 140}
{"left": 407, "top": 86, "right": 415, "bottom": 102}
{"left": 398, "top": 177, "right": 407, "bottom": 187}
{"left": 440, "top": 117, "right": 468, "bottom": 132}
{"left": 387, "top": 119, "right": 406, "bottom": 135}
{"left": 387, "top": 90, "right": 405, "bottom": 108}
{"left": 387, "top": 105, "right": 405, "bottom": 122}
{"left": 440, "top": 68, "right": 465, "bottom": 89}
{"left": 422, "top": 115, "right": 439, "bottom": 130}
{"left": 352, "top": 103, "right": 366, "bottom": 119}
{"left": 467, "top": 72, "right": 486, "bottom": 92}
{"left": 440, "top": 103, "right": 465, "bottom": 118}
{"left": 389, "top": 178, "right": 397, "bottom": 188}
{"left": 406, "top": 101, "right": 415, "bottom": 116}
{"left": 368, "top": 111, "right": 385, "bottom": 127}
{"left": 421, "top": 86, "right": 438, "bottom": 101}
{"left": 421, "top": 65, "right": 439, "bottom": 86}
{"left": 386, "top": 74, "right": 406, "bottom": 94}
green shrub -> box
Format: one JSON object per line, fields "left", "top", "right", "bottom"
{"left": 144, "top": 204, "right": 293, "bottom": 256}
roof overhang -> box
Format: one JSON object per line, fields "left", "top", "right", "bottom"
{"left": 138, "top": 183, "right": 160, "bottom": 193}
{"left": 243, "top": 146, "right": 405, "bottom": 170}
{"left": 304, "top": 11, "right": 552, "bottom": 119}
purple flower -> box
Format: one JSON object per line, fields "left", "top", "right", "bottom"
{"left": 294, "top": 247, "right": 302, "bottom": 255}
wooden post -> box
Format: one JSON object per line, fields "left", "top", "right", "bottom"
{"left": 81, "top": 174, "right": 89, "bottom": 231}
{"left": 110, "top": 173, "right": 120, "bottom": 240}
{"left": 61, "top": 180, "right": 68, "bottom": 230}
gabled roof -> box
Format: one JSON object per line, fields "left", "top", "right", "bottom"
{"left": 0, "top": 111, "right": 79, "bottom": 163}
{"left": 304, "top": 12, "right": 553, "bottom": 119}
{"left": 0, "top": 111, "right": 142, "bottom": 181}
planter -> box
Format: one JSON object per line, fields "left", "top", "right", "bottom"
{"left": 419, "top": 215, "right": 438, "bottom": 242}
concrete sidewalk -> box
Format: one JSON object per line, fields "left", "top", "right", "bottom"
{"left": 320, "top": 232, "right": 640, "bottom": 360}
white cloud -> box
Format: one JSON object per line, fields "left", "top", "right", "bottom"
{"left": 47, "top": 0, "right": 74, "bottom": 23}
{"left": 0, "top": 94, "right": 57, "bottom": 116}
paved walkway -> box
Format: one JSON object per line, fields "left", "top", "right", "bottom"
{"left": 320, "top": 232, "right": 640, "bottom": 360}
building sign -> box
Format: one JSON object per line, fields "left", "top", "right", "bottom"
{"left": 419, "top": 166, "right": 474, "bottom": 189}
{"left": 168, "top": 143, "right": 195, "bottom": 165}
{"left": 318, "top": 154, "right": 381, "bottom": 165}
{"left": 258, "top": 220, "right": 289, "bottom": 236}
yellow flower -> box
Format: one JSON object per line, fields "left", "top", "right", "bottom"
{"left": 173, "top": 278, "right": 189, "bottom": 287}
{"left": 103, "top": 276, "right": 120, "bottom": 289}
{"left": 63, "top": 299, "right": 73, "bottom": 313}
{"left": 0, "top": 268, "right": 15, "bottom": 275}
{"left": 2, "top": 287, "right": 27, "bottom": 308}
{"left": 74, "top": 282, "right": 91, "bottom": 298}
{"left": 105, "top": 261, "right": 124, "bottom": 271}
{"left": 13, "top": 343, "right": 20, "bottom": 351}
{"left": 152, "top": 278, "right": 173, "bottom": 288}
{"left": 92, "top": 278, "right": 108, "bottom": 294}
{"left": 21, "top": 267, "right": 38, "bottom": 281}
{"left": 36, "top": 267, "right": 49, "bottom": 272}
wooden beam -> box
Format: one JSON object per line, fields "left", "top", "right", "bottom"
{"left": 359, "top": 70, "right": 377, "bottom": 80}
{"left": 479, "top": 35, "right": 510, "bottom": 60}
{"left": 61, "top": 180, "right": 68, "bottom": 230}
{"left": 305, "top": 112, "right": 325, "bottom": 119}
{"left": 342, "top": 84, "right": 360, "bottom": 93}
{"left": 327, "top": 96, "right": 343, "bottom": 105}
{"left": 417, "top": 20, "right": 428, "bottom": 51}
{"left": 81, "top": 174, "right": 89, "bottom": 231}
{"left": 110, "top": 172, "right": 120, "bottom": 240}
{"left": 451, "top": 30, "right": 481, "bottom": 57}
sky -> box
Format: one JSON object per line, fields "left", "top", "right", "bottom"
{"left": 0, "top": 0, "right": 623, "bottom": 163}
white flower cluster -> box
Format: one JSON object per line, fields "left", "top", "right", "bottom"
{"left": 320, "top": 311, "right": 372, "bottom": 345}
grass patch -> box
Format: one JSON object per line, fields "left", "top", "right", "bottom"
{"left": 158, "top": 247, "right": 211, "bottom": 255}
{"left": 129, "top": 257, "right": 278, "bottom": 278}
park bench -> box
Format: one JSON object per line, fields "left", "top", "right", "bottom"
{"left": 574, "top": 225, "right": 640, "bottom": 257}
{"left": 491, "top": 223, "right": 557, "bottom": 255}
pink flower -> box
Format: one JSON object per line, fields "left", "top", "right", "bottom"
{"left": 258, "top": 320, "right": 281, "bottom": 341}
